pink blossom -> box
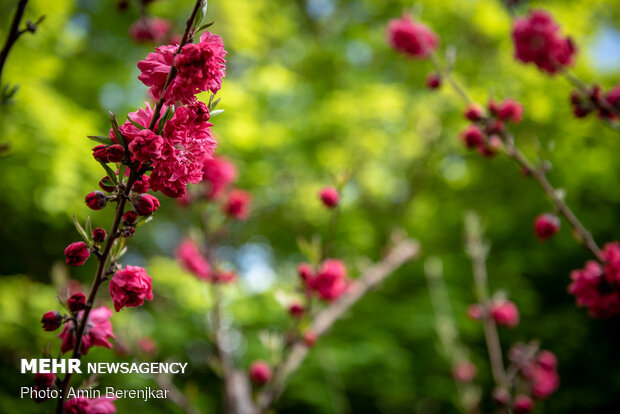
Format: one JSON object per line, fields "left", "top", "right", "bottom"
{"left": 512, "top": 10, "right": 576, "bottom": 74}
{"left": 109, "top": 266, "right": 153, "bottom": 312}
{"left": 460, "top": 125, "right": 484, "bottom": 149}
{"left": 288, "top": 302, "right": 305, "bottom": 319}
{"left": 223, "top": 189, "right": 252, "bottom": 220}
{"left": 129, "top": 17, "right": 172, "bottom": 44}
{"left": 318, "top": 186, "right": 340, "bottom": 209}
{"left": 137, "top": 31, "right": 226, "bottom": 105}
{"left": 150, "top": 102, "right": 217, "bottom": 198}
{"left": 249, "top": 360, "right": 272, "bottom": 385}
{"left": 128, "top": 129, "right": 164, "bottom": 162}
{"left": 311, "top": 259, "right": 348, "bottom": 302}
{"left": 176, "top": 239, "right": 210, "bottom": 280}
{"left": 533, "top": 213, "right": 561, "bottom": 241}
{"left": 497, "top": 98, "right": 524, "bottom": 123}
{"left": 514, "top": 395, "right": 535, "bottom": 413}
{"left": 64, "top": 242, "right": 90, "bottom": 266}
{"left": 64, "top": 397, "right": 116, "bottom": 414}
{"left": 202, "top": 157, "right": 237, "bottom": 200}
{"left": 452, "top": 361, "right": 477, "bottom": 382}
{"left": 387, "top": 15, "right": 438, "bottom": 59}
{"left": 58, "top": 306, "right": 115, "bottom": 355}
{"left": 490, "top": 299, "right": 520, "bottom": 328}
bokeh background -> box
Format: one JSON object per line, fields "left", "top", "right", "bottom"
{"left": 1, "top": 0, "right": 620, "bottom": 412}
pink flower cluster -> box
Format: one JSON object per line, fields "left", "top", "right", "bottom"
{"left": 58, "top": 306, "right": 115, "bottom": 355}
{"left": 298, "top": 259, "right": 349, "bottom": 302}
{"left": 109, "top": 265, "right": 153, "bottom": 312}
{"left": 569, "top": 242, "right": 620, "bottom": 318}
{"left": 512, "top": 10, "right": 576, "bottom": 74}
{"left": 459, "top": 98, "right": 524, "bottom": 157}
{"left": 387, "top": 15, "right": 438, "bottom": 59}
{"left": 175, "top": 238, "right": 238, "bottom": 284}
{"left": 138, "top": 31, "right": 226, "bottom": 105}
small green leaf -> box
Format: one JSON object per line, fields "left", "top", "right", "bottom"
{"left": 87, "top": 136, "right": 114, "bottom": 145}
{"left": 128, "top": 118, "right": 146, "bottom": 130}
{"left": 100, "top": 176, "right": 115, "bottom": 188}
{"left": 108, "top": 112, "right": 126, "bottom": 148}
{"left": 85, "top": 217, "right": 92, "bottom": 238}
{"left": 118, "top": 164, "right": 127, "bottom": 184}
{"left": 73, "top": 214, "right": 90, "bottom": 244}
{"left": 210, "top": 109, "right": 224, "bottom": 118}
{"left": 99, "top": 161, "right": 118, "bottom": 185}
{"left": 193, "top": 0, "right": 208, "bottom": 29}
{"left": 196, "top": 21, "right": 215, "bottom": 33}
{"left": 156, "top": 106, "right": 175, "bottom": 135}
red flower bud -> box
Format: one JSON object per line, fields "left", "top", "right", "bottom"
{"left": 121, "top": 226, "right": 136, "bottom": 238}
{"left": 249, "top": 361, "right": 272, "bottom": 386}
{"left": 85, "top": 191, "right": 108, "bottom": 210}
{"left": 41, "top": 310, "right": 62, "bottom": 331}
{"left": 537, "top": 350, "right": 558, "bottom": 370}
{"left": 123, "top": 210, "right": 138, "bottom": 224}
{"left": 133, "top": 194, "right": 160, "bottom": 216}
{"left": 223, "top": 190, "right": 252, "bottom": 220}
{"left": 467, "top": 304, "right": 483, "bottom": 320}
{"left": 67, "top": 292, "right": 87, "bottom": 312}
{"left": 490, "top": 299, "right": 520, "bottom": 328}
{"left": 304, "top": 330, "right": 317, "bottom": 347}
{"left": 464, "top": 104, "right": 484, "bottom": 122}
{"left": 106, "top": 144, "right": 126, "bottom": 163}
{"left": 92, "top": 228, "right": 107, "bottom": 243}
{"left": 498, "top": 98, "right": 524, "bottom": 123}
{"left": 534, "top": 213, "right": 560, "bottom": 241}
{"left": 514, "top": 395, "right": 535, "bottom": 414}
{"left": 425, "top": 73, "right": 441, "bottom": 89}
{"left": 460, "top": 125, "right": 484, "bottom": 149}
{"left": 297, "top": 263, "right": 314, "bottom": 286}
{"left": 34, "top": 373, "right": 55, "bottom": 388}
{"left": 288, "top": 303, "right": 305, "bottom": 319}
{"left": 319, "top": 187, "right": 340, "bottom": 209}
{"left": 92, "top": 145, "right": 109, "bottom": 162}
{"left": 64, "top": 241, "right": 90, "bottom": 266}
{"left": 99, "top": 177, "right": 116, "bottom": 192}
{"left": 132, "top": 174, "right": 150, "bottom": 193}
{"left": 488, "top": 99, "right": 501, "bottom": 116}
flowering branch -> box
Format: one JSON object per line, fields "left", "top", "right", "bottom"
{"left": 256, "top": 235, "right": 420, "bottom": 411}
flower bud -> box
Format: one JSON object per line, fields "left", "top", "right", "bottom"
{"left": 298, "top": 263, "right": 314, "bottom": 285}
{"left": 34, "top": 373, "right": 55, "bottom": 388}
{"left": 67, "top": 292, "right": 87, "bottom": 312}
{"left": 249, "top": 361, "right": 272, "bottom": 386}
{"left": 106, "top": 144, "right": 125, "bottom": 163}
{"left": 132, "top": 175, "right": 150, "bottom": 193}
{"left": 467, "top": 304, "right": 483, "bottom": 320}
{"left": 288, "top": 303, "right": 305, "bottom": 319}
{"left": 488, "top": 99, "right": 501, "bottom": 116}
{"left": 92, "top": 145, "right": 109, "bottom": 163}
{"left": 534, "top": 213, "right": 560, "bottom": 241}
{"left": 99, "top": 177, "right": 116, "bottom": 192}
{"left": 460, "top": 125, "right": 484, "bottom": 149}
{"left": 490, "top": 299, "right": 520, "bottom": 328}
{"left": 41, "top": 310, "right": 62, "bottom": 331}
{"left": 64, "top": 241, "right": 90, "bottom": 266}
{"left": 223, "top": 190, "right": 252, "bottom": 220}
{"left": 123, "top": 210, "right": 138, "bottom": 225}
{"left": 498, "top": 98, "right": 524, "bottom": 123}
{"left": 492, "top": 388, "right": 511, "bottom": 406}
{"left": 120, "top": 226, "right": 136, "bottom": 238}
{"left": 304, "top": 330, "right": 317, "bottom": 347}
{"left": 537, "top": 350, "right": 558, "bottom": 370}
{"left": 319, "top": 187, "right": 340, "bottom": 209}
{"left": 425, "top": 73, "right": 441, "bottom": 89}
{"left": 464, "top": 104, "right": 484, "bottom": 122}
{"left": 514, "top": 395, "right": 535, "bottom": 414}
{"left": 85, "top": 191, "right": 108, "bottom": 210}
{"left": 92, "top": 228, "right": 107, "bottom": 243}
{"left": 133, "top": 194, "right": 160, "bottom": 216}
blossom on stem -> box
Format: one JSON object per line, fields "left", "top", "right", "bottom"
{"left": 65, "top": 242, "right": 90, "bottom": 266}
{"left": 223, "top": 189, "right": 252, "bottom": 220}
{"left": 534, "top": 213, "right": 560, "bottom": 241}
{"left": 109, "top": 265, "right": 153, "bottom": 312}
{"left": 137, "top": 31, "right": 226, "bottom": 105}
{"left": 176, "top": 239, "right": 210, "bottom": 280}
{"left": 319, "top": 186, "right": 340, "bottom": 209}
{"left": 41, "top": 310, "right": 63, "bottom": 331}
{"left": 92, "top": 228, "right": 107, "bottom": 243}
{"left": 85, "top": 191, "right": 108, "bottom": 210}
{"left": 309, "top": 259, "right": 348, "bottom": 302}
{"left": 489, "top": 299, "right": 520, "bottom": 327}
{"left": 512, "top": 10, "right": 576, "bottom": 74}
{"left": 425, "top": 73, "right": 441, "bottom": 89}
{"left": 58, "top": 306, "right": 115, "bottom": 355}
{"left": 387, "top": 15, "right": 438, "bottom": 58}
{"left": 202, "top": 157, "right": 237, "bottom": 200}
{"left": 129, "top": 17, "right": 172, "bottom": 44}
{"left": 249, "top": 360, "right": 272, "bottom": 386}
{"left": 133, "top": 194, "right": 160, "bottom": 216}
{"left": 68, "top": 293, "right": 87, "bottom": 312}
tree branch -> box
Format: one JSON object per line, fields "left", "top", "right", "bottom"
{"left": 256, "top": 236, "right": 420, "bottom": 411}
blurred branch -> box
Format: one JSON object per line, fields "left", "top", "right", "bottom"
{"left": 432, "top": 54, "right": 603, "bottom": 261}
{"left": 464, "top": 212, "right": 508, "bottom": 390}
{"left": 424, "top": 257, "right": 481, "bottom": 414}
{"left": 256, "top": 235, "right": 421, "bottom": 411}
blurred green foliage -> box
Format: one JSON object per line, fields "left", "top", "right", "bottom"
{"left": 1, "top": 0, "right": 620, "bottom": 413}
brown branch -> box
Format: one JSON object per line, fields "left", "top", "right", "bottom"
{"left": 256, "top": 236, "right": 421, "bottom": 411}
{"left": 0, "top": 0, "right": 29, "bottom": 81}
{"left": 464, "top": 212, "right": 508, "bottom": 390}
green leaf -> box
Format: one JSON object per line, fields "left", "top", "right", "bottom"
{"left": 87, "top": 135, "right": 114, "bottom": 145}
{"left": 108, "top": 111, "right": 125, "bottom": 148}
{"left": 156, "top": 106, "right": 175, "bottom": 135}
{"left": 99, "top": 161, "right": 118, "bottom": 185}
{"left": 193, "top": 0, "right": 208, "bottom": 29}
{"left": 73, "top": 214, "right": 90, "bottom": 244}
{"left": 85, "top": 216, "right": 92, "bottom": 238}
{"left": 128, "top": 118, "right": 146, "bottom": 130}
{"left": 100, "top": 176, "right": 115, "bottom": 189}
{"left": 196, "top": 21, "right": 215, "bottom": 33}
{"left": 118, "top": 164, "right": 127, "bottom": 184}
{"left": 210, "top": 109, "right": 224, "bottom": 118}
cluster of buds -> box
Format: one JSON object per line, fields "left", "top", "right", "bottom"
{"left": 570, "top": 85, "right": 620, "bottom": 121}
{"left": 460, "top": 98, "right": 523, "bottom": 157}
{"left": 493, "top": 343, "right": 560, "bottom": 413}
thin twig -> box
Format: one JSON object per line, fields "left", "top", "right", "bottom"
{"left": 256, "top": 236, "right": 420, "bottom": 410}
{"left": 464, "top": 212, "right": 508, "bottom": 390}
{"left": 0, "top": 0, "right": 29, "bottom": 81}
